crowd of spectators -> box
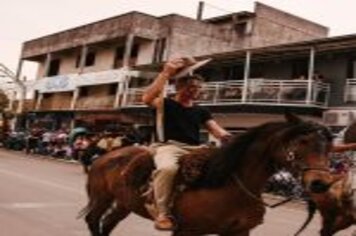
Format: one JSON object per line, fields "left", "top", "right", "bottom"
{"left": 2, "top": 125, "right": 146, "bottom": 165}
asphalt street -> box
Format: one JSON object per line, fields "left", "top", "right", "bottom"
{"left": 0, "top": 149, "right": 354, "bottom": 236}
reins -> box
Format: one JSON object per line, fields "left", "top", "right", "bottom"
{"left": 232, "top": 148, "right": 331, "bottom": 209}
{"left": 232, "top": 174, "right": 293, "bottom": 208}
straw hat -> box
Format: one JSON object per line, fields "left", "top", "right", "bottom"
{"left": 172, "top": 58, "right": 212, "bottom": 79}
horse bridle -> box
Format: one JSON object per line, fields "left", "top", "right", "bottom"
{"left": 284, "top": 147, "right": 330, "bottom": 174}
{"left": 232, "top": 135, "right": 332, "bottom": 208}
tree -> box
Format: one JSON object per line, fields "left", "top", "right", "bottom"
{"left": 0, "top": 89, "right": 9, "bottom": 112}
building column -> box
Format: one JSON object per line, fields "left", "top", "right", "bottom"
{"left": 8, "top": 90, "right": 16, "bottom": 111}
{"left": 120, "top": 74, "right": 131, "bottom": 107}
{"left": 35, "top": 93, "right": 43, "bottom": 110}
{"left": 242, "top": 50, "right": 251, "bottom": 103}
{"left": 17, "top": 78, "right": 26, "bottom": 114}
{"left": 70, "top": 88, "right": 79, "bottom": 110}
{"left": 79, "top": 45, "right": 88, "bottom": 74}
{"left": 43, "top": 53, "right": 52, "bottom": 77}
{"left": 123, "top": 34, "right": 135, "bottom": 68}
{"left": 114, "top": 80, "right": 124, "bottom": 108}
{"left": 306, "top": 47, "right": 315, "bottom": 104}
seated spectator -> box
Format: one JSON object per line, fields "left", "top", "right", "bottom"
{"left": 75, "top": 133, "right": 104, "bottom": 173}
{"left": 39, "top": 130, "right": 53, "bottom": 155}
{"left": 284, "top": 75, "right": 307, "bottom": 100}
{"left": 26, "top": 128, "right": 41, "bottom": 155}
{"left": 313, "top": 71, "right": 327, "bottom": 83}
{"left": 97, "top": 131, "right": 115, "bottom": 152}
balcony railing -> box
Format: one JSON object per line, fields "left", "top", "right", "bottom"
{"left": 121, "top": 79, "right": 330, "bottom": 108}
{"left": 121, "top": 86, "right": 176, "bottom": 107}
{"left": 345, "top": 79, "right": 356, "bottom": 102}
{"left": 40, "top": 93, "right": 72, "bottom": 111}
{"left": 122, "top": 88, "right": 145, "bottom": 107}
{"left": 76, "top": 96, "right": 115, "bottom": 110}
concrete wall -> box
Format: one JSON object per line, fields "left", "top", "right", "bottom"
{"left": 251, "top": 2, "right": 328, "bottom": 47}
{"left": 22, "top": 12, "right": 162, "bottom": 59}
{"left": 24, "top": 4, "right": 331, "bottom": 78}
{"left": 36, "top": 61, "right": 46, "bottom": 79}
{"left": 58, "top": 52, "right": 79, "bottom": 75}
{"left": 136, "top": 40, "right": 155, "bottom": 65}
{"left": 85, "top": 84, "right": 112, "bottom": 96}
{"left": 166, "top": 15, "right": 246, "bottom": 58}
{"left": 82, "top": 47, "right": 116, "bottom": 73}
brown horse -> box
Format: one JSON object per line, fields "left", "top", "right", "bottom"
{"left": 81, "top": 114, "right": 334, "bottom": 236}
{"left": 295, "top": 121, "right": 356, "bottom": 236}
{"left": 303, "top": 120, "right": 356, "bottom": 236}
{"left": 308, "top": 176, "right": 355, "bottom": 236}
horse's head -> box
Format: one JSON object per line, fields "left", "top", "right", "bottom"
{"left": 273, "top": 113, "right": 334, "bottom": 194}
{"left": 302, "top": 174, "right": 355, "bottom": 236}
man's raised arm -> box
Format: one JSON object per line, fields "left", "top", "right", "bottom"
{"left": 142, "top": 58, "right": 185, "bottom": 108}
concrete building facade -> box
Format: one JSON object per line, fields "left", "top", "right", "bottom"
{"left": 15, "top": 2, "right": 331, "bottom": 134}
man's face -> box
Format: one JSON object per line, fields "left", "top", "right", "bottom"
{"left": 179, "top": 79, "right": 203, "bottom": 100}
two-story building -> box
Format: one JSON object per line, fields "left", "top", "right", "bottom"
{"left": 16, "top": 2, "right": 329, "bottom": 134}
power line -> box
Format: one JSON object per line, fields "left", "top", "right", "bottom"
{"left": 203, "top": 2, "right": 235, "bottom": 15}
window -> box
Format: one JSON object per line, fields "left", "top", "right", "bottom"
{"left": 153, "top": 38, "right": 166, "bottom": 63}
{"left": 131, "top": 44, "right": 139, "bottom": 58}
{"left": 114, "top": 46, "right": 125, "bottom": 68}
{"left": 43, "top": 93, "right": 53, "bottom": 99}
{"left": 114, "top": 44, "right": 139, "bottom": 68}
{"left": 347, "top": 57, "right": 356, "bottom": 78}
{"left": 115, "top": 46, "right": 125, "bottom": 61}
{"left": 34, "top": 91, "right": 39, "bottom": 101}
{"left": 79, "top": 87, "right": 89, "bottom": 97}
{"left": 109, "top": 84, "right": 118, "bottom": 95}
{"left": 75, "top": 54, "right": 81, "bottom": 68}
{"left": 47, "top": 59, "right": 60, "bottom": 76}
{"left": 85, "top": 51, "right": 96, "bottom": 67}
{"left": 235, "top": 22, "right": 248, "bottom": 35}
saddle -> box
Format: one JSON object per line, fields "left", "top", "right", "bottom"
{"left": 178, "top": 146, "right": 216, "bottom": 186}
{"left": 118, "top": 145, "right": 216, "bottom": 217}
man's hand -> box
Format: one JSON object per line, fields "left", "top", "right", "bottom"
{"left": 162, "top": 57, "right": 195, "bottom": 78}
{"left": 142, "top": 57, "right": 196, "bottom": 107}
{"left": 220, "top": 133, "right": 234, "bottom": 146}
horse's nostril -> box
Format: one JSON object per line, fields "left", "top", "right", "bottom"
{"left": 309, "top": 180, "right": 330, "bottom": 193}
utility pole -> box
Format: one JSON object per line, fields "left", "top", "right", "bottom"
{"left": 197, "top": 1, "right": 205, "bottom": 21}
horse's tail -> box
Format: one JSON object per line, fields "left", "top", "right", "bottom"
{"left": 77, "top": 161, "right": 114, "bottom": 219}
{"left": 294, "top": 199, "right": 317, "bottom": 236}
{"left": 77, "top": 202, "right": 91, "bottom": 219}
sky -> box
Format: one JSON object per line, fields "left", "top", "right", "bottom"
{"left": 1, "top": 0, "right": 356, "bottom": 79}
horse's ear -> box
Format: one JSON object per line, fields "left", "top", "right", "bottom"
{"left": 285, "top": 111, "right": 302, "bottom": 124}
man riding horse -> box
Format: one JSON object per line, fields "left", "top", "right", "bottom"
{"left": 142, "top": 57, "right": 231, "bottom": 230}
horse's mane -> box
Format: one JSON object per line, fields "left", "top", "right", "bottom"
{"left": 199, "top": 120, "right": 332, "bottom": 187}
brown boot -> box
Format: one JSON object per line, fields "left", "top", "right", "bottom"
{"left": 154, "top": 214, "right": 175, "bottom": 231}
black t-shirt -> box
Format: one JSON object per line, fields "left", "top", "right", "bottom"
{"left": 159, "top": 98, "right": 212, "bottom": 145}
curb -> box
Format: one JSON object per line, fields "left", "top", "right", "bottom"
{"left": 0, "top": 148, "right": 81, "bottom": 165}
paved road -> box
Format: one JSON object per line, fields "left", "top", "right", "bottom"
{"left": 0, "top": 149, "right": 354, "bottom": 236}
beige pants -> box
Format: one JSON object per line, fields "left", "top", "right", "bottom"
{"left": 150, "top": 140, "right": 203, "bottom": 216}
